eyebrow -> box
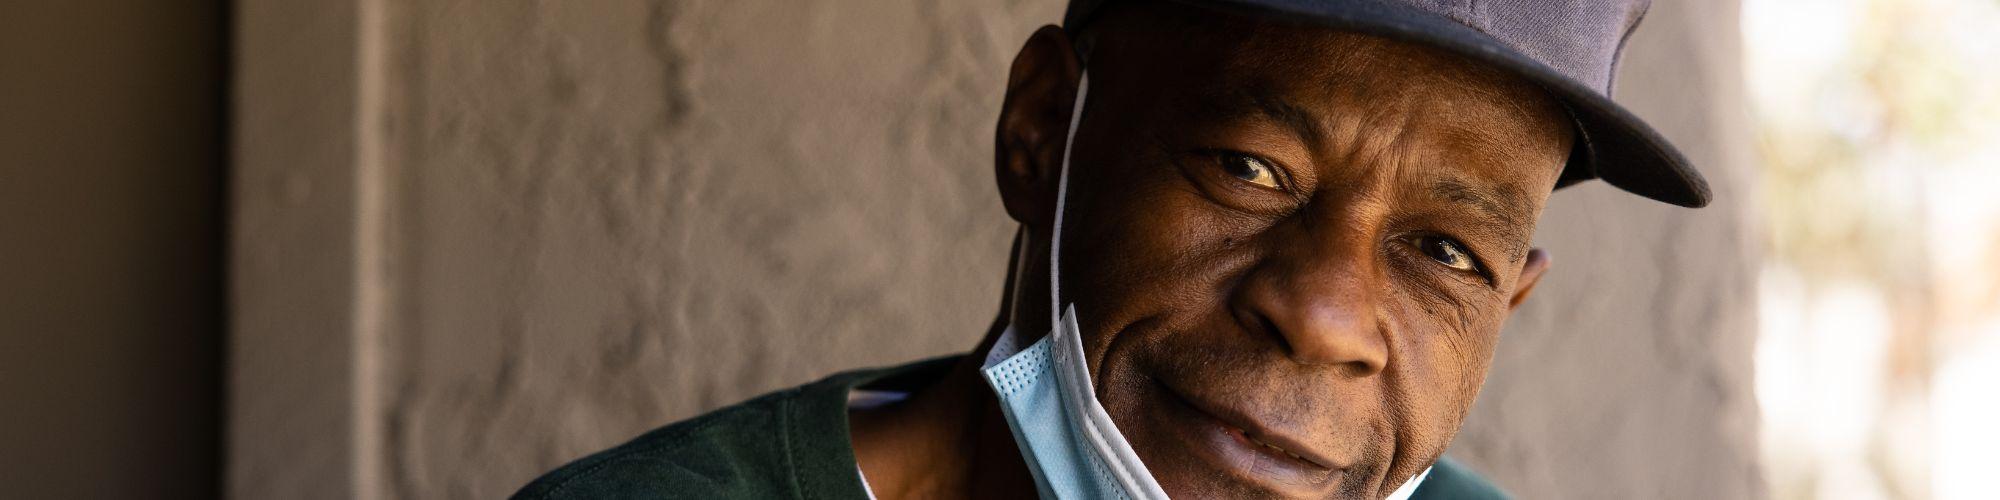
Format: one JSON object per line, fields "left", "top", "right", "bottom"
{"left": 1248, "top": 94, "right": 1326, "bottom": 148}
{"left": 1429, "top": 178, "right": 1534, "bottom": 263}
{"left": 1186, "top": 84, "right": 1328, "bottom": 148}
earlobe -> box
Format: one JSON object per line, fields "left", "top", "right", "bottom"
{"left": 993, "top": 25, "right": 1083, "bottom": 231}
{"left": 1508, "top": 249, "right": 1552, "bottom": 311}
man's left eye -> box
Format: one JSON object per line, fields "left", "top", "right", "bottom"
{"left": 1415, "top": 236, "right": 1480, "bottom": 273}
{"left": 1218, "top": 153, "right": 1282, "bottom": 189}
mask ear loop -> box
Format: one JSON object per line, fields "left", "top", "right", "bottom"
{"left": 986, "top": 72, "right": 1087, "bottom": 369}
{"left": 1049, "top": 72, "right": 1089, "bottom": 329}
{"left": 1002, "top": 228, "right": 1030, "bottom": 326}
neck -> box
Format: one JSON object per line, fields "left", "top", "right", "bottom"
{"left": 849, "top": 317, "right": 1039, "bottom": 499}
{"left": 850, "top": 231, "right": 1049, "bottom": 498}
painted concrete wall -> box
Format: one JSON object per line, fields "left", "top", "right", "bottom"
{"left": 234, "top": 0, "right": 1759, "bottom": 498}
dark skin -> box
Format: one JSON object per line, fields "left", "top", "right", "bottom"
{"left": 852, "top": 3, "right": 1569, "bottom": 498}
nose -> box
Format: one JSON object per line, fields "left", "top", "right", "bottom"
{"left": 1236, "top": 232, "right": 1389, "bottom": 377}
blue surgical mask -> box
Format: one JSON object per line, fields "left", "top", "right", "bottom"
{"left": 980, "top": 71, "right": 1432, "bottom": 499}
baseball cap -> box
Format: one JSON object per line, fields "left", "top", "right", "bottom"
{"left": 1063, "top": 0, "right": 1712, "bottom": 208}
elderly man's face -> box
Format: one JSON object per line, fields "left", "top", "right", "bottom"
{"left": 993, "top": 4, "right": 1570, "bottom": 499}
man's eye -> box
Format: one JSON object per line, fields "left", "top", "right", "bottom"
{"left": 1416, "top": 236, "right": 1480, "bottom": 273}
{"left": 1219, "top": 153, "right": 1282, "bottom": 189}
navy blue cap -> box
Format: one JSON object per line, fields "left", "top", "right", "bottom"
{"left": 1064, "top": 0, "right": 1712, "bottom": 208}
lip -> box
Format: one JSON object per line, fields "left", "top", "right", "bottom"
{"left": 1157, "top": 381, "right": 1345, "bottom": 483}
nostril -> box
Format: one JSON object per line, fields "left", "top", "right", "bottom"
{"left": 1338, "top": 357, "right": 1381, "bottom": 379}
{"left": 1253, "top": 311, "right": 1290, "bottom": 354}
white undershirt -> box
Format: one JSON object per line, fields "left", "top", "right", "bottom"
{"left": 859, "top": 464, "right": 879, "bottom": 500}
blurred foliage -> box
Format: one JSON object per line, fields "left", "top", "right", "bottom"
{"left": 1747, "top": 0, "right": 2000, "bottom": 499}
{"left": 1753, "top": 0, "right": 1989, "bottom": 288}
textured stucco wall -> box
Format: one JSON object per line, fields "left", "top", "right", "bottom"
{"left": 238, "top": 0, "right": 1757, "bottom": 498}
{"left": 371, "top": 2, "right": 1052, "bottom": 497}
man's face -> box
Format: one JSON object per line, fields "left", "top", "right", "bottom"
{"left": 995, "top": 4, "right": 1570, "bottom": 498}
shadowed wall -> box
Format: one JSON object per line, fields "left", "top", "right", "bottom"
{"left": 1, "top": 2, "right": 224, "bottom": 499}
{"left": 232, "top": 1, "right": 1759, "bottom": 498}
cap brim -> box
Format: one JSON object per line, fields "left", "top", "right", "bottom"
{"left": 1117, "top": 0, "right": 1713, "bottom": 207}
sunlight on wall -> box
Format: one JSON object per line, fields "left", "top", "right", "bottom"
{"left": 1743, "top": 0, "right": 2000, "bottom": 498}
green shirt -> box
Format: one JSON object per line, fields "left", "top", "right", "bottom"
{"left": 513, "top": 356, "right": 1508, "bottom": 499}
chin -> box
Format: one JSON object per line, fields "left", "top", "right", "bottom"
{"left": 1107, "top": 372, "right": 1393, "bottom": 499}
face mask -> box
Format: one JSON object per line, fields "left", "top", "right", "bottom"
{"left": 980, "top": 71, "right": 1431, "bottom": 500}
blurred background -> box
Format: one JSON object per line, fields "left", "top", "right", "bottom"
{"left": 0, "top": 0, "right": 1991, "bottom": 499}
{"left": 1745, "top": 0, "right": 2000, "bottom": 498}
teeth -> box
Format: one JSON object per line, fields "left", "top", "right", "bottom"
{"left": 1247, "top": 435, "right": 1308, "bottom": 462}
{"left": 1231, "top": 425, "right": 1316, "bottom": 465}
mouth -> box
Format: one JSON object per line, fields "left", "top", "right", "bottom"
{"left": 1220, "top": 422, "right": 1330, "bottom": 470}
{"left": 1156, "top": 381, "right": 1344, "bottom": 483}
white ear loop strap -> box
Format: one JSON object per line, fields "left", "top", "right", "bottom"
{"left": 1050, "top": 73, "right": 1088, "bottom": 328}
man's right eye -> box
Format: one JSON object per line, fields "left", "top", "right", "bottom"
{"left": 1412, "top": 235, "right": 1486, "bottom": 279}
{"left": 1218, "top": 153, "right": 1283, "bottom": 190}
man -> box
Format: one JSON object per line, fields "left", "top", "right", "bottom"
{"left": 515, "top": 0, "right": 1708, "bottom": 498}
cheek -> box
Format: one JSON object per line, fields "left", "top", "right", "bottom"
{"left": 1385, "top": 273, "right": 1509, "bottom": 363}
{"left": 1384, "top": 290, "right": 1507, "bottom": 432}
{"left": 1063, "top": 164, "right": 1271, "bottom": 334}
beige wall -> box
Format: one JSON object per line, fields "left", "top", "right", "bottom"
{"left": 233, "top": 0, "right": 1760, "bottom": 498}
{"left": 1, "top": 2, "right": 224, "bottom": 499}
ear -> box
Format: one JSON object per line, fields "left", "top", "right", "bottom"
{"left": 1508, "top": 248, "right": 1552, "bottom": 311}
{"left": 994, "top": 25, "right": 1084, "bottom": 231}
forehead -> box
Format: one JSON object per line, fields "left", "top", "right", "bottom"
{"left": 1085, "top": 3, "right": 1571, "bottom": 197}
